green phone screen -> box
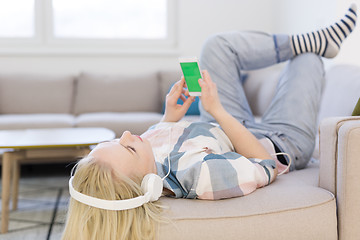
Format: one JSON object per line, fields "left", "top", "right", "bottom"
{"left": 180, "top": 62, "right": 202, "bottom": 92}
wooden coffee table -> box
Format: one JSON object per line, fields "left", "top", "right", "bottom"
{"left": 0, "top": 127, "right": 115, "bottom": 233}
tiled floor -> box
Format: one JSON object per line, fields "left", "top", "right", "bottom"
{"left": 0, "top": 164, "right": 73, "bottom": 240}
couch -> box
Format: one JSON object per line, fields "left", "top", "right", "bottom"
{"left": 0, "top": 64, "right": 360, "bottom": 239}
{"left": 157, "top": 64, "right": 360, "bottom": 240}
{"left": 0, "top": 71, "right": 183, "bottom": 137}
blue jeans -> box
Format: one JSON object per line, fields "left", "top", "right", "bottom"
{"left": 199, "top": 31, "right": 325, "bottom": 170}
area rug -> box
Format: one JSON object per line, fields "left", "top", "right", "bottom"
{"left": 0, "top": 165, "right": 71, "bottom": 240}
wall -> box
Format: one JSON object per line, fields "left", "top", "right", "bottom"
{"left": 333, "top": 0, "right": 360, "bottom": 67}
{"left": 0, "top": 0, "right": 358, "bottom": 75}
{"left": 273, "top": 0, "right": 360, "bottom": 69}
{"left": 0, "top": 0, "right": 277, "bottom": 75}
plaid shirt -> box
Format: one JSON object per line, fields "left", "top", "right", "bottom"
{"left": 141, "top": 121, "right": 277, "bottom": 200}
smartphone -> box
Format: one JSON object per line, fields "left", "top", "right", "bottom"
{"left": 179, "top": 57, "right": 202, "bottom": 96}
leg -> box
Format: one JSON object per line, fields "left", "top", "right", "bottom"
{"left": 12, "top": 159, "right": 20, "bottom": 210}
{"left": 1, "top": 152, "right": 13, "bottom": 233}
{"left": 199, "top": 31, "right": 293, "bottom": 124}
{"left": 11, "top": 151, "right": 24, "bottom": 210}
{"left": 262, "top": 53, "right": 325, "bottom": 169}
{"left": 291, "top": 4, "right": 357, "bottom": 58}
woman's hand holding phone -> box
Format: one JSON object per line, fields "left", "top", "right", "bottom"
{"left": 161, "top": 77, "right": 195, "bottom": 122}
{"left": 199, "top": 70, "right": 273, "bottom": 161}
{"left": 198, "top": 70, "right": 225, "bottom": 119}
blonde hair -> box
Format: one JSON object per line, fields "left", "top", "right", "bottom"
{"left": 61, "top": 156, "right": 163, "bottom": 240}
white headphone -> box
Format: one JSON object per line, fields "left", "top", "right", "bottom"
{"left": 69, "top": 128, "right": 173, "bottom": 211}
{"left": 69, "top": 173, "right": 164, "bottom": 211}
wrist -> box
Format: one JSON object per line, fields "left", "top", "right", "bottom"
{"left": 161, "top": 114, "right": 171, "bottom": 122}
{"left": 210, "top": 106, "right": 228, "bottom": 121}
{"left": 161, "top": 113, "right": 180, "bottom": 123}
{"left": 161, "top": 116, "right": 173, "bottom": 122}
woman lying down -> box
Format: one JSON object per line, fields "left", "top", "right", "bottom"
{"left": 61, "top": 6, "right": 358, "bottom": 237}
{"left": 61, "top": 73, "right": 285, "bottom": 240}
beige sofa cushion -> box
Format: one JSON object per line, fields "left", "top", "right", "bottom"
{"left": 75, "top": 112, "right": 163, "bottom": 136}
{"left": 319, "top": 117, "right": 360, "bottom": 240}
{"left": 158, "top": 70, "right": 182, "bottom": 104}
{"left": 74, "top": 72, "right": 161, "bottom": 115}
{"left": 0, "top": 114, "right": 75, "bottom": 129}
{"left": 0, "top": 73, "right": 75, "bottom": 114}
{"left": 336, "top": 119, "right": 360, "bottom": 239}
{"left": 243, "top": 65, "right": 283, "bottom": 117}
{"left": 318, "top": 64, "right": 360, "bottom": 123}
{"left": 159, "top": 162, "right": 337, "bottom": 240}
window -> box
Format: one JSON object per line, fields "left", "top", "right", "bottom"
{"left": 53, "top": 0, "right": 167, "bottom": 39}
{"left": 0, "top": 0, "right": 177, "bottom": 54}
{"left": 0, "top": 0, "right": 35, "bottom": 38}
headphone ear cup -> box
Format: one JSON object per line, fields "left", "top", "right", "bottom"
{"left": 141, "top": 174, "right": 163, "bottom": 202}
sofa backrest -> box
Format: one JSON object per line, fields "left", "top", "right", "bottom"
{"left": 1, "top": 64, "right": 357, "bottom": 118}
{"left": 318, "top": 64, "right": 360, "bottom": 121}
{"left": 0, "top": 73, "right": 75, "bottom": 114}
{"left": 158, "top": 67, "right": 280, "bottom": 118}
{"left": 244, "top": 64, "right": 360, "bottom": 125}
{"left": 243, "top": 65, "right": 282, "bottom": 117}
{"left": 73, "top": 72, "right": 161, "bottom": 115}
{"left": 158, "top": 70, "right": 182, "bottom": 103}
{"left": 159, "top": 63, "right": 360, "bottom": 124}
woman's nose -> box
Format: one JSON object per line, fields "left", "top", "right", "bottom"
{"left": 119, "top": 131, "right": 132, "bottom": 143}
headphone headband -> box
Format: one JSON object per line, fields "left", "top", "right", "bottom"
{"left": 69, "top": 177, "right": 151, "bottom": 211}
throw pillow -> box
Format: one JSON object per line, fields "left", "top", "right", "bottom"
{"left": 162, "top": 85, "right": 200, "bottom": 115}
{"left": 352, "top": 97, "right": 360, "bottom": 116}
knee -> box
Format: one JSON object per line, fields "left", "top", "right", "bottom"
{"left": 202, "top": 33, "right": 224, "bottom": 49}
{"left": 200, "top": 33, "right": 227, "bottom": 59}
{"left": 289, "top": 53, "right": 326, "bottom": 89}
{"left": 293, "top": 53, "right": 325, "bottom": 75}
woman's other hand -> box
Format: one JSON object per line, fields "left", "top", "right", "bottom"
{"left": 161, "top": 77, "right": 195, "bottom": 122}
{"left": 198, "top": 70, "right": 225, "bottom": 118}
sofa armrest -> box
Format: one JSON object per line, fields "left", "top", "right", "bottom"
{"left": 319, "top": 116, "right": 360, "bottom": 239}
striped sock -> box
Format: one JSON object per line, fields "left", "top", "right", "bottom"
{"left": 291, "top": 4, "right": 357, "bottom": 58}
